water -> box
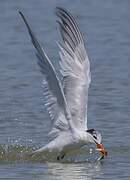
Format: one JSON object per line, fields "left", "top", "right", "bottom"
{"left": 0, "top": 0, "right": 130, "bottom": 179}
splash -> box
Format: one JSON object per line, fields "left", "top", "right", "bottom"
{"left": 0, "top": 144, "right": 100, "bottom": 163}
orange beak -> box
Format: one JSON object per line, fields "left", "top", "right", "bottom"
{"left": 96, "top": 143, "right": 107, "bottom": 156}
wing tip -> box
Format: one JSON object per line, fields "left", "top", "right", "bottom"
{"left": 18, "top": 10, "right": 25, "bottom": 20}
{"left": 18, "top": 10, "right": 22, "bottom": 15}
{"left": 55, "top": 6, "right": 70, "bottom": 17}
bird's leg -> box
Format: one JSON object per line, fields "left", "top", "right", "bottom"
{"left": 61, "top": 153, "right": 65, "bottom": 159}
{"left": 57, "top": 156, "right": 60, "bottom": 161}
{"left": 57, "top": 153, "right": 65, "bottom": 160}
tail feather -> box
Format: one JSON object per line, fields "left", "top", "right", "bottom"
{"left": 31, "top": 146, "right": 47, "bottom": 157}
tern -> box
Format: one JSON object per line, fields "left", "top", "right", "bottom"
{"left": 19, "top": 7, "right": 107, "bottom": 160}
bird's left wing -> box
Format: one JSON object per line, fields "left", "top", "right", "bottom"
{"left": 19, "top": 12, "right": 73, "bottom": 137}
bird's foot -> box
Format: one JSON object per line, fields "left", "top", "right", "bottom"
{"left": 57, "top": 153, "right": 65, "bottom": 161}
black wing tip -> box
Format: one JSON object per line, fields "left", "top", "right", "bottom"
{"left": 55, "top": 6, "right": 63, "bottom": 12}
{"left": 55, "top": 7, "right": 70, "bottom": 16}
{"left": 18, "top": 11, "right": 24, "bottom": 18}
{"left": 18, "top": 10, "right": 26, "bottom": 24}
{"left": 18, "top": 10, "right": 22, "bottom": 14}
{"left": 56, "top": 6, "right": 66, "bottom": 12}
{"left": 55, "top": 7, "right": 61, "bottom": 17}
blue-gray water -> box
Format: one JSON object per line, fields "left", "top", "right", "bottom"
{"left": 0, "top": 0, "right": 130, "bottom": 179}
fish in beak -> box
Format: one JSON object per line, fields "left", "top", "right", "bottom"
{"left": 96, "top": 143, "right": 107, "bottom": 158}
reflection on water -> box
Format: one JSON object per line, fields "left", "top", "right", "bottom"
{"left": 46, "top": 162, "right": 102, "bottom": 180}
{"left": 0, "top": 143, "right": 130, "bottom": 179}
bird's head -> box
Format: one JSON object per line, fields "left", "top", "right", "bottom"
{"left": 86, "top": 129, "right": 107, "bottom": 157}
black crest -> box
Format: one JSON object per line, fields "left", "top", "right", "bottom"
{"left": 86, "top": 129, "right": 95, "bottom": 134}
{"left": 86, "top": 129, "right": 97, "bottom": 140}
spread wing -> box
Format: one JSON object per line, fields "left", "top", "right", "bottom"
{"left": 19, "top": 11, "right": 73, "bottom": 138}
{"left": 56, "top": 7, "right": 91, "bottom": 130}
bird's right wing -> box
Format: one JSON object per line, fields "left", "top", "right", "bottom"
{"left": 19, "top": 12, "right": 73, "bottom": 138}
{"left": 56, "top": 7, "right": 91, "bottom": 130}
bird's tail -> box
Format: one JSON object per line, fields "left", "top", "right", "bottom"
{"left": 30, "top": 146, "right": 47, "bottom": 157}
{"left": 23, "top": 146, "right": 47, "bottom": 160}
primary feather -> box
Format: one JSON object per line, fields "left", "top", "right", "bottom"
{"left": 56, "top": 7, "right": 91, "bottom": 130}
{"left": 19, "top": 11, "right": 73, "bottom": 138}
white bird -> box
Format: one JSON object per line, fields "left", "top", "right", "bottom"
{"left": 19, "top": 7, "right": 107, "bottom": 160}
